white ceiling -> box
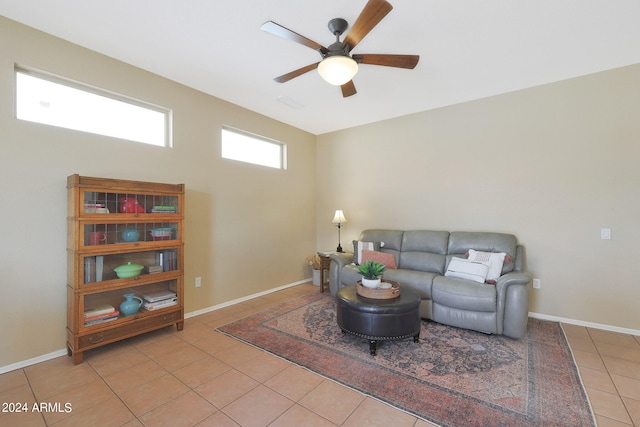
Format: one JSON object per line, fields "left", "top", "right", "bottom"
{"left": 2, "top": 0, "right": 640, "bottom": 135}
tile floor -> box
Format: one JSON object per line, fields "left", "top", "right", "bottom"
{"left": 1, "top": 283, "right": 638, "bottom": 426}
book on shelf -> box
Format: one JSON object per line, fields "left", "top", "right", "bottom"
{"left": 143, "top": 297, "right": 178, "bottom": 311}
{"left": 84, "top": 256, "right": 104, "bottom": 283}
{"left": 158, "top": 250, "right": 178, "bottom": 272}
{"left": 84, "top": 257, "right": 94, "bottom": 283}
{"left": 151, "top": 205, "right": 176, "bottom": 213}
{"left": 96, "top": 256, "right": 104, "bottom": 282}
{"left": 147, "top": 265, "right": 163, "bottom": 274}
{"left": 84, "top": 310, "right": 120, "bottom": 322}
{"left": 141, "top": 289, "right": 177, "bottom": 303}
{"left": 84, "top": 304, "right": 116, "bottom": 318}
{"left": 84, "top": 314, "right": 119, "bottom": 327}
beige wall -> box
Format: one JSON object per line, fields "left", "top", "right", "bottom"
{"left": 0, "top": 17, "right": 316, "bottom": 367}
{"left": 2, "top": 15, "right": 638, "bottom": 369}
{"left": 317, "top": 63, "right": 640, "bottom": 332}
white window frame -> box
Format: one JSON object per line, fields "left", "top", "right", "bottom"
{"left": 15, "top": 66, "right": 172, "bottom": 147}
{"left": 221, "top": 126, "right": 287, "bottom": 170}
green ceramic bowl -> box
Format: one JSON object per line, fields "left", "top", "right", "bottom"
{"left": 114, "top": 262, "right": 144, "bottom": 278}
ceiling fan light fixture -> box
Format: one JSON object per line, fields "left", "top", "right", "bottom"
{"left": 317, "top": 55, "right": 358, "bottom": 86}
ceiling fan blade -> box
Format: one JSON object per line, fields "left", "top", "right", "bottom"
{"left": 261, "top": 21, "right": 327, "bottom": 53}
{"left": 341, "top": 80, "right": 357, "bottom": 97}
{"left": 342, "top": 0, "right": 393, "bottom": 51}
{"left": 274, "top": 63, "right": 319, "bottom": 83}
{"left": 353, "top": 54, "right": 419, "bottom": 69}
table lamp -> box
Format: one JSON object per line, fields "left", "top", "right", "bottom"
{"left": 332, "top": 210, "right": 347, "bottom": 253}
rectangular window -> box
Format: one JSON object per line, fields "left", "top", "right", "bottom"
{"left": 221, "top": 126, "right": 286, "bottom": 170}
{"left": 15, "top": 67, "right": 171, "bottom": 147}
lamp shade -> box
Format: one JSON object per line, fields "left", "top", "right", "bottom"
{"left": 332, "top": 210, "right": 347, "bottom": 224}
{"left": 317, "top": 56, "right": 358, "bottom": 86}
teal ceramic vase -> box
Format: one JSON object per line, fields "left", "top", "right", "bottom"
{"left": 120, "top": 293, "right": 143, "bottom": 316}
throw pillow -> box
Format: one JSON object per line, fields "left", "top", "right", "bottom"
{"left": 467, "top": 249, "right": 507, "bottom": 283}
{"left": 361, "top": 250, "right": 397, "bottom": 269}
{"left": 444, "top": 257, "right": 490, "bottom": 283}
{"left": 352, "top": 240, "right": 381, "bottom": 264}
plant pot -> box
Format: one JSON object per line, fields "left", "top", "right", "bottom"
{"left": 312, "top": 269, "right": 321, "bottom": 287}
{"left": 361, "top": 277, "right": 382, "bottom": 288}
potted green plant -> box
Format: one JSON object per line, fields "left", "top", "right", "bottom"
{"left": 358, "top": 260, "right": 386, "bottom": 288}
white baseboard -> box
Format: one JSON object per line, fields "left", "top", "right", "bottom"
{"left": 0, "top": 349, "right": 68, "bottom": 375}
{"left": 529, "top": 311, "right": 640, "bottom": 336}
{"left": 184, "top": 279, "right": 309, "bottom": 319}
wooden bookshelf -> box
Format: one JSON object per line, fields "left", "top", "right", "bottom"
{"left": 66, "top": 174, "right": 185, "bottom": 364}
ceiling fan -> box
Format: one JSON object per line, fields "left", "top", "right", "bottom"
{"left": 261, "top": 0, "right": 419, "bottom": 98}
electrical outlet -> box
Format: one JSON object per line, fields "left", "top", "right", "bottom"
{"left": 195, "top": 277, "right": 201, "bottom": 288}
{"left": 532, "top": 278, "right": 541, "bottom": 289}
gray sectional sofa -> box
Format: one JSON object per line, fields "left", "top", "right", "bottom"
{"left": 329, "top": 229, "right": 531, "bottom": 339}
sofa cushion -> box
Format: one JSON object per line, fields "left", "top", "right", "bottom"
{"left": 359, "top": 230, "right": 404, "bottom": 266}
{"left": 448, "top": 232, "right": 516, "bottom": 274}
{"left": 432, "top": 276, "right": 497, "bottom": 312}
{"left": 444, "top": 257, "right": 490, "bottom": 283}
{"left": 352, "top": 240, "right": 381, "bottom": 264}
{"left": 401, "top": 230, "right": 449, "bottom": 254}
{"left": 383, "top": 268, "right": 436, "bottom": 299}
{"left": 361, "top": 250, "right": 397, "bottom": 269}
{"left": 467, "top": 249, "right": 506, "bottom": 282}
{"left": 399, "top": 252, "right": 447, "bottom": 275}
{"left": 397, "top": 230, "right": 449, "bottom": 274}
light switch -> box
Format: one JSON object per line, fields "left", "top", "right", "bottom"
{"left": 601, "top": 228, "right": 611, "bottom": 240}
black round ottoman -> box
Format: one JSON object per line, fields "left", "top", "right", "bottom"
{"left": 336, "top": 285, "right": 421, "bottom": 355}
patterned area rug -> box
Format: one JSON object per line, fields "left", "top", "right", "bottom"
{"left": 218, "top": 292, "right": 595, "bottom": 427}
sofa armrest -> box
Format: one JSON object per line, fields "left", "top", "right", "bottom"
{"left": 496, "top": 272, "right": 531, "bottom": 338}
{"left": 329, "top": 252, "right": 353, "bottom": 296}
{"left": 496, "top": 271, "right": 531, "bottom": 290}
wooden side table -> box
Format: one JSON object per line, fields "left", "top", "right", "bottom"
{"left": 317, "top": 252, "right": 332, "bottom": 293}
